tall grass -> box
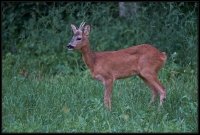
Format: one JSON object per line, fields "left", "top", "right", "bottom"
{"left": 2, "top": 63, "right": 197, "bottom": 132}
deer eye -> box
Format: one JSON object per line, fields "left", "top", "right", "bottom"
{"left": 77, "top": 38, "right": 82, "bottom": 40}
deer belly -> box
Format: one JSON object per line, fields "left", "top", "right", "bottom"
{"left": 113, "top": 69, "right": 138, "bottom": 79}
{"left": 108, "top": 60, "right": 138, "bottom": 79}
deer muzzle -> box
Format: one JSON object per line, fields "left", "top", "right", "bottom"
{"left": 67, "top": 44, "right": 75, "bottom": 50}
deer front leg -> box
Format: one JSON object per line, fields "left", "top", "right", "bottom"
{"left": 94, "top": 74, "right": 114, "bottom": 110}
{"left": 103, "top": 78, "right": 114, "bottom": 111}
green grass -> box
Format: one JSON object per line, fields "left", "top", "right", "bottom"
{"left": 2, "top": 64, "right": 198, "bottom": 133}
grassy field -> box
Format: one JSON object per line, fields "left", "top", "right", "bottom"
{"left": 2, "top": 63, "right": 198, "bottom": 133}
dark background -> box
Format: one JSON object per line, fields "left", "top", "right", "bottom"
{"left": 2, "top": 2, "right": 198, "bottom": 76}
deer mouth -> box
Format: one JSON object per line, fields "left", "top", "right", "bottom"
{"left": 67, "top": 45, "right": 75, "bottom": 50}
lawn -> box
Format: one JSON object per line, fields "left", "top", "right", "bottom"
{"left": 2, "top": 64, "right": 198, "bottom": 132}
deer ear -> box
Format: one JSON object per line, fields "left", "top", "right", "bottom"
{"left": 71, "top": 24, "right": 77, "bottom": 34}
{"left": 83, "top": 25, "right": 90, "bottom": 36}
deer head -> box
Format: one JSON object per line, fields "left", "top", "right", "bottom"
{"left": 67, "top": 22, "right": 91, "bottom": 50}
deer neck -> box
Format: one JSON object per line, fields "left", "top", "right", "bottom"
{"left": 81, "top": 42, "right": 95, "bottom": 71}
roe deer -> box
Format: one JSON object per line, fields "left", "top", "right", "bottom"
{"left": 67, "top": 22, "right": 167, "bottom": 110}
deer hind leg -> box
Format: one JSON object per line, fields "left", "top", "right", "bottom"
{"left": 139, "top": 75, "right": 158, "bottom": 105}
{"left": 148, "top": 84, "right": 159, "bottom": 105}
{"left": 140, "top": 70, "right": 166, "bottom": 106}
